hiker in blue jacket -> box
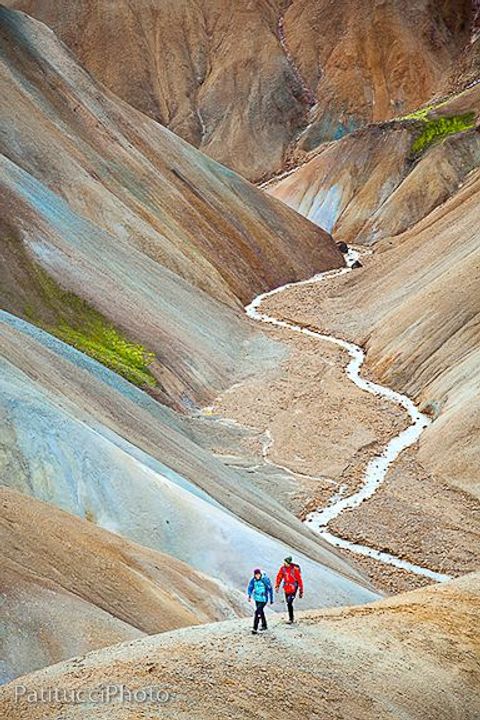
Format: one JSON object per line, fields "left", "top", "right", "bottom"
{"left": 247, "top": 568, "right": 274, "bottom": 634}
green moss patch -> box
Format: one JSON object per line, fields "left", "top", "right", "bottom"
{"left": 410, "top": 113, "right": 476, "bottom": 156}
{"left": 402, "top": 104, "right": 436, "bottom": 121}
{"left": 15, "top": 252, "right": 157, "bottom": 387}
{"left": 54, "top": 321, "right": 156, "bottom": 387}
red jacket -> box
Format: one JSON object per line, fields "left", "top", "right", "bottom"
{"left": 275, "top": 564, "right": 303, "bottom": 595}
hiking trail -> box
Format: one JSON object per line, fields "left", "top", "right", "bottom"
{"left": 245, "top": 249, "right": 452, "bottom": 583}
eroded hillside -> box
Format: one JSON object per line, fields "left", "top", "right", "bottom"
{"left": 269, "top": 83, "right": 480, "bottom": 243}
{"left": 0, "top": 5, "right": 383, "bottom": 683}
{"left": 0, "top": 5, "right": 342, "bottom": 411}
{"left": 0, "top": 488, "right": 249, "bottom": 683}
{"left": 1, "top": 1, "right": 479, "bottom": 711}
{"left": 1, "top": 574, "right": 478, "bottom": 719}
{"left": 5, "top": 0, "right": 477, "bottom": 180}
{"left": 254, "top": 127, "right": 480, "bottom": 590}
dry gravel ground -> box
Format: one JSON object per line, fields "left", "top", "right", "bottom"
{"left": 213, "top": 327, "right": 407, "bottom": 520}
{"left": 209, "top": 316, "right": 463, "bottom": 595}
{"left": 2, "top": 574, "right": 479, "bottom": 720}
{"left": 331, "top": 448, "right": 480, "bottom": 578}
{"left": 333, "top": 549, "right": 432, "bottom": 595}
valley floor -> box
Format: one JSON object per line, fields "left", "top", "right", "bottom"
{"left": 205, "top": 250, "right": 480, "bottom": 595}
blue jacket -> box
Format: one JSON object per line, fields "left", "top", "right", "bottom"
{"left": 247, "top": 574, "right": 273, "bottom": 603}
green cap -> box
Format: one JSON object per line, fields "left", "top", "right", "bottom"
{"left": 284, "top": 556, "right": 292, "bottom": 564}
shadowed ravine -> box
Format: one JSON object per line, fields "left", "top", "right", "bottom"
{"left": 245, "top": 249, "right": 452, "bottom": 583}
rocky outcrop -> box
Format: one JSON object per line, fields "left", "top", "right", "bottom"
{"left": 2, "top": 574, "right": 478, "bottom": 719}
{"left": 5, "top": 0, "right": 476, "bottom": 179}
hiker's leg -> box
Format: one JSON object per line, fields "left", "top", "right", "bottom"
{"left": 259, "top": 601, "right": 267, "bottom": 629}
{"left": 253, "top": 601, "right": 260, "bottom": 630}
{"left": 286, "top": 593, "right": 295, "bottom": 622}
{"left": 254, "top": 601, "right": 267, "bottom": 630}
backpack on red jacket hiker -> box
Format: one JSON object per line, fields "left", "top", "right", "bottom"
{"left": 276, "top": 563, "right": 303, "bottom": 597}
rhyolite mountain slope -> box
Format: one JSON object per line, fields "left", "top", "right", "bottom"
{"left": 0, "top": 488, "right": 249, "bottom": 684}
{"left": 0, "top": 4, "right": 381, "bottom": 684}
{"left": 259, "top": 180, "right": 480, "bottom": 584}
{"left": 267, "top": 88, "right": 480, "bottom": 495}
{"left": 3, "top": 0, "right": 308, "bottom": 181}
{"left": 2, "top": 574, "right": 479, "bottom": 720}
{"left": 1, "top": 1, "right": 478, "bottom": 708}
{"left": 283, "top": 0, "right": 474, "bottom": 156}
{"left": 245, "top": 75, "right": 480, "bottom": 587}
{"left": 447, "top": 3, "right": 480, "bottom": 89}
{"left": 0, "top": 5, "right": 342, "bottom": 412}
{"left": 5, "top": 0, "right": 477, "bottom": 180}
{"left": 0, "top": 308, "right": 379, "bottom": 683}
{"left": 0, "top": 310, "right": 378, "bottom": 599}
{"left": 268, "top": 83, "right": 480, "bottom": 243}
{"left": 330, "top": 171, "right": 480, "bottom": 502}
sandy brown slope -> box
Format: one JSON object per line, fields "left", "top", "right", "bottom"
{"left": 5, "top": 0, "right": 476, "bottom": 180}
{"left": 340, "top": 173, "right": 480, "bottom": 503}
{"left": 291, "top": 169, "right": 480, "bottom": 502}
{"left": 269, "top": 83, "right": 480, "bottom": 245}
{"left": 0, "top": 310, "right": 378, "bottom": 599}
{"left": 0, "top": 488, "right": 248, "bottom": 684}
{"left": 233, "top": 98, "right": 480, "bottom": 586}
{"left": 284, "top": 0, "right": 474, "bottom": 154}
{"left": 0, "top": 5, "right": 342, "bottom": 410}
{"left": 2, "top": 574, "right": 478, "bottom": 719}
{"left": 4, "top": 0, "right": 306, "bottom": 181}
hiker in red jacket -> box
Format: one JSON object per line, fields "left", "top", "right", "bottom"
{"left": 275, "top": 556, "right": 303, "bottom": 624}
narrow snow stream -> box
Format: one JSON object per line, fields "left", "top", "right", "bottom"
{"left": 246, "top": 249, "right": 452, "bottom": 583}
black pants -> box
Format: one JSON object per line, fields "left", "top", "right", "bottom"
{"left": 285, "top": 593, "right": 296, "bottom": 622}
{"left": 253, "top": 600, "right": 267, "bottom": 630}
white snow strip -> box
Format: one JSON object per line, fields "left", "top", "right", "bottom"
{"left": 245, "top": 248, "right": 453, "bottom": 583}
{"left": 197, "top": 108, "right": 207, "bottom": 139}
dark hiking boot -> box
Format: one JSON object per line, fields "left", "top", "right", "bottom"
{"left": 251, "top": 629, "right": 258, "bottom": 635}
